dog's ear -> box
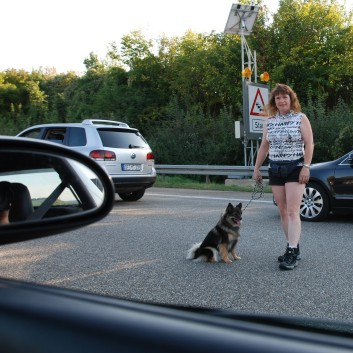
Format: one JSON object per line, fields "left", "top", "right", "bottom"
{"left": 235, "top": 202, "right": 242, "bottom": 209}
{"left": 226, "top": 202, "right": 234, "bottom": 211}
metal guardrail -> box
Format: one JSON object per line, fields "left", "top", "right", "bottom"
{"left": 155, "top": 164, "right": 269, "bottom": 180}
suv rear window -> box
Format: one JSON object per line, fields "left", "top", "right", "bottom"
{"left": 97, "top": 129, "right": 148, "bottom": 149}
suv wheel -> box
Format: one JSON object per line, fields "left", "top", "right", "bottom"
{"left": 118, "top": 189, "right": 145, "bottom": 201}
{"left": 300, "top": 182, "right": 330, "bottom": 222}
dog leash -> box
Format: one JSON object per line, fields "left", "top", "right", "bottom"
{"left": 242, "top": 181, "right": 264, "bottom": 212}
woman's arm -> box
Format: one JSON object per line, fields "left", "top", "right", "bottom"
{"left": 301, "top": 114, "right": 314, "bottom": 165}
{"left": 299, "top": 114, "right": 314, "bottom": 184}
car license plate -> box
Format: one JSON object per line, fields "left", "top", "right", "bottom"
{"left": 121, "top": 163, "right": 142, "bottom": 171}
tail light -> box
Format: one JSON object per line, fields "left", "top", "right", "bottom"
{"left": 89, "top": 150, "right": 116, "bottom": 161}
{"left": 147, "top": 152, "right": 154, "bottom": 160}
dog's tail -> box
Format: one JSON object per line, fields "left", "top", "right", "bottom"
{"left": 186, "top": 242, "right": 202, "bottom": 260}
{"left": 186, "top": 243, "right": 219, "bottom": 262}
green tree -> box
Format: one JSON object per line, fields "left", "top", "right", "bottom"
{"left": 0, "top": 69, "right": 48, "bottom": 131}
{"left": 161, "top": 31, "right": 243, "bottom": 116}
{"left": 332, "top": 124, "right": 353, "bottom": 158}
{"left": 64, "top": 56, "right": 108, "bottom": 121}
{"left": 40, "top": 72, "right": 79, "bottom": 122}
{"left": 84, "top": 52, "right": 106, "bottom": 72}
{"left": 147, "top": 96, "right": 242, "bottom": 165}
{"left": 269, "top": 0, "right": 353, "bottom": 106}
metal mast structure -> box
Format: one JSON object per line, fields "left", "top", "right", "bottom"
{"left": 224, "top": 3, "right": 261, "bottom": 166}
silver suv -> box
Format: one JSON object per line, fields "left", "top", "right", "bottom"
{"left": 17, "top": 119, "right": 156, "bottom": 201}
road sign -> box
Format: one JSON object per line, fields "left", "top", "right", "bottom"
{"left": 242, "top": 82, "right": 269, "bottom": 139}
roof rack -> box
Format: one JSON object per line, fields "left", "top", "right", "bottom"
{"left": 82, "top": 119, "right": 129, "bottom": 128}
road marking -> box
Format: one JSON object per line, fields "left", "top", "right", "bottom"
{"left": 146, "top": 192, "right": 272, "bottom": 204}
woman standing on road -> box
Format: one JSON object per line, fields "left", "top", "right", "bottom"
{"left": 253, "top": 84, "right": 314, "bottom": 270}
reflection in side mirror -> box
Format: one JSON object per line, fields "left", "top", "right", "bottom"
{"left": 0, "top": 153, "right": 105, "bottom": 224}
{"left": 0, "top": 137, "right": 115, "bottom": 244}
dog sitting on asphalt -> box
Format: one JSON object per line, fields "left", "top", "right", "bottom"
{"left": 186, "top": 202, "right": 242, "bottom": 264}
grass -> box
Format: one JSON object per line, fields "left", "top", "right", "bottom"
{"left": 154, "top": 175, "right": 272, "bottom": 193}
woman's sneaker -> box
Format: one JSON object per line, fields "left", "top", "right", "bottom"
{"left": 279, "top": 248, "right": 298, "bottom": 270}
{"left": 278, "top": 244, "right": 301, "bottom": 262}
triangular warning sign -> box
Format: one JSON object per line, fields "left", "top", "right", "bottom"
{"left": 250, "top": 88, "right": 265, "bottom": 116}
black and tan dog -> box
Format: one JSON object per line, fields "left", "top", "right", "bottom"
{"left": 186, "top": 202, "right": 242, "bottom": 264}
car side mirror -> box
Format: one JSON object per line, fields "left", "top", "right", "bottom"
{"left": 0, "top": 137, "right": 115, "bottom": 245}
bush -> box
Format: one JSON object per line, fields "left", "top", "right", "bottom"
{"left": 146, "top": 97, "right": 243, "bottom": 165}
{"left": 332, "top": 125, "right": 353, "bottom": 158}
{"left": 303, "top": 93, "right": 353, "bottom": 162}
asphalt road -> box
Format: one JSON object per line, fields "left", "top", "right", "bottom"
{"left": 1, "top": 187, "right": 353, "bottom": 324}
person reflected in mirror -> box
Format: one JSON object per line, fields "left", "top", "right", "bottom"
{"left": 252, "top": 84, "right": 314, "bottom": 271}
{"left": 0, "top": 181, "right": 34, "bottom": 224}
{"left": 0, "top": 209, "right": 10, "bottom": 225}
{"left": 0, "top": 181, "right": 12, "bottom": 225}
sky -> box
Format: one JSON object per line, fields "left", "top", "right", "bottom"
{"left": 1, "top": 0, "right": 278, "bottom": 74}
{"left": 1, "top": 0, "right": 351, "bottom": 74}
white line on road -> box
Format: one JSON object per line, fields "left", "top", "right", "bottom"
{"left": 145, "top": 192, "right": 273, "bottom": 204}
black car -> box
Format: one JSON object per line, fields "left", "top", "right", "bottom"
{"left": 300, "top": 150, "right": 353, "bottom": 221}
{"left": 274, "top": 150, "right": 353, "bottom": 221}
